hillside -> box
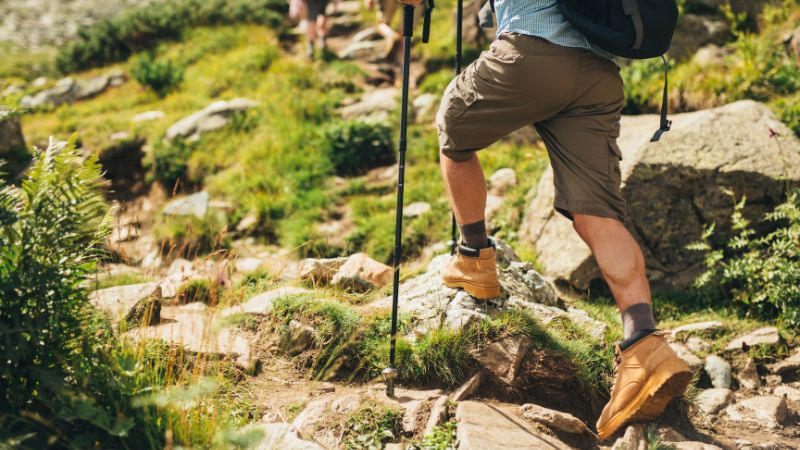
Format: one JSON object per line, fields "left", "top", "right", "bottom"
{"left": 1, "top": 1, "right": 800, "bottom": 449}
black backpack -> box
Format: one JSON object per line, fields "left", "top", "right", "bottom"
{"left": 558, "top": 0, "right": 679, "bottom": 140}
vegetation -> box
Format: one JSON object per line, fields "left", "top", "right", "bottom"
{"left": 691, "top": 190, "right": 800, "bottom": 329}
{"left": 321, "top": 120, "right": 396, "bottom": 177}
{"left": 342, "top": 403, "right": 403, "bottom": 450}
{"left": 130, "top": 53, "right": 184, "bottom": 98}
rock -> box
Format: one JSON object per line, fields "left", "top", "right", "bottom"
{"left": 484, "top": 193, "right": 504, "bottom": 225}
{"left": 726, "top": 327, "right": 781, "bottom": 352}
{"left": 451, "top": 372, "right": 483, "bottom": 402}
{"left": 669, "top": 13, "right": 729, "bottom": 61}
{"left": 220, "top": 286, "right": 310, "bottom": 318}
{"left": 462, "top": 0, "right": 496, "bottom": 50}
{"left": 611, "top": 424, "right": 646, "bottom": 450}
{"left": 692, "top": 44, "right": 730, "bottom": 67}
{"left": 769, "top": 350, "right": 800, "bottom": 378}
{"left": 413, "top": 93, "right": 438, "bottom": 122}
{"left": 786, "top": 27, "right": 800, "bottom": 63}
{"left": 279, "top": 320, "right": 317, "bottom": 355}
{"left": 90, "top": 282, "right": 161, "bottom": 324}
{"left": 0, "top": 109, "right": 30, "bottom": 179}
{"left": 773, "top": 384, "right": 800, "bottom": 403}
{"left": 695, "top": 388, "right": 734, "bottom": 415}
{"left": 671, "top": 342, "right": 704, "bottom": 372}
{"left": 470, "top": 335, "right": 532, "bottom": 385}
{"left": 403, "top": 201, "right": 431, "bottom": 218}
{"left": 339, "top": 88, "right": 398, "bottom": 122}
{"left": 518, "top": 403, "right": 588, "bottom": 434}
{"left": 330, "top": 394, "right": 361, "bottom": 413}
{"left": 657, "top": 427, "right": 687, "bottom": 442}
{"left": 292, "top": 399, "right": 328, "bottom": 436}
{"left": 705, "top": 355, "right": 732, "bottom": 389}
{"left": 234, "top": 257, "right": 264, "bottom": 274}
{"left": 489, "top": 168, "right": 517, "bottom": 195}
{"left": 166, "top": 98, "right": 259, "bottom": 141}
{"left": 520, "top": 101, "right": 800, "bottom": 290}
{"left": 245, "top": 423, "right": 323, "bottom": 450}
{"left": 236, "top": 214, "right": 259, "bottom": 232}
{"left": 297, "top": 257, "right": 347, "bottom": 286}
{"left": 424, "top": 395, "right": 449, "bottom": 436}
{"left": 125, "top": 289, "right": 162, "bottom": 327}
{"left": 331, "top": 253, "right": 392, "bottom": 292}
{"left": 663, "top": 442, "right": 723, "bottom": 450}
{"left": 132, "top": 110, "right": 165, "bottom": 122}
{"left": 686, "top": 337, "right": 712, "bottom": 354}
{"left": 338, "top": 40, "right": 384, "bottom": 61}
{"left": 723, "top": 395, "right": 788, "bottom": 429}
{"left": 671, "top": 321, "right": 723, "bottom": 338}
{"left": 20, "top": 71, "right": 125, "bottom": 108}
{"left": 455, "top": 401, "right": 572, "bottom": 450}
{"left": 738, "top": 358, "right": 761, "bottom": 390}
{"left": 162, "top": 191, "right": 210, "bottom": 218}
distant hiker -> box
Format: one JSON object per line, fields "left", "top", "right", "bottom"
{"left": 301, "top": 0, "right": 331, "bottom": 59}
{"left": 364, "top": 0, "right": 425, "bottom": 62}
{"left": 436, "top": 0, "right": 690, "bottom": 440}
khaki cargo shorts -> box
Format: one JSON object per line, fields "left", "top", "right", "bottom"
{"left": 436, "top": 33, "right": 627, "bottom": 222}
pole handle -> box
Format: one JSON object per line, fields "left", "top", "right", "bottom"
{"left": 422, "top": 0, "right": 435, "bottom": 43}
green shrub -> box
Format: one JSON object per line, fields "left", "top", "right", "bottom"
{"left": 56, "top": 0, "right": 288, "bottom": 73}
{"left": 151, "top": 139, "right": 196, "bottom": 190}
{"left": 0, "top": 138, "right": 163, "bottom": 448}
{"left": 320, "top": 121, "right": 395, "bottom": 177}
{"left": 154, "top": 209, "right": 230, "bottom": 258}
{"left": 343, "top": 403, "right": 402, "bottom": 450}
{"left": 131, "top": 53, "right": 184, "bottom": 97}
{"left": 773, "top": 94, "right": 800, "bottom": 138}
{"left": 691, "top": 190, "right": 800, "bottom": 329}
{"left": 177, "top": 278, "right": 221, "bottom": 305}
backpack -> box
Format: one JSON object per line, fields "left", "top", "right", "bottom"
{"left": 557, "top": 0, "right": 679, "bottom": 140}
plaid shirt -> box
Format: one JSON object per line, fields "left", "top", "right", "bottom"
{"left": 493, "top": 0, "right": 615, "bottom": 60}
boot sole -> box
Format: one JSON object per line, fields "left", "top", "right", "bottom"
{"left": 443, "top": 280, "right": 501, "bottom": 300}
{"left": 597, "top": 359, "right": 692, "bottom": 440}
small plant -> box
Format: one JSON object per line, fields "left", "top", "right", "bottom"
{"left": 343, "top": 403, "right": 402, "bottom": 450}
{"left": 151, "top": 139, "right": 196, "bottom": 190}
{"left": 131, "top": 53, "right": 184, "bottom": 97}
{"left": 320, "top": 121, "right": 395, "bottom": 177}
{"left": 177, "top": 278, "right": 221, "bottom": 305}
{"left": 410, "top": 419, "right": 457, "bottom": 450}
{"left": 690, "top": 189, "right": 800, "bottom": 329}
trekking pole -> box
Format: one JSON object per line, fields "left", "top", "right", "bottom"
{"left": 449, "top": 0, "right": 463, "bottom": 256}
{"left": 384, "top": 0, "right": 434, "bottom": 398}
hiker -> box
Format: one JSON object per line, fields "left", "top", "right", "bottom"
{"left": 302, "top": 0, "right": 331, "bottom": 59}
{"left": 364, "top": 0, "right": 425, "bottom": 62}
{"left": 436, "top": 0, "right": 691, "bottom": 440}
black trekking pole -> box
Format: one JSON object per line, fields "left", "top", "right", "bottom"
{"left": 448, "top": 0, "right": 464, "bottom": 256}
{"left": 384, "top": 0, "right": 434, "bottom": 398}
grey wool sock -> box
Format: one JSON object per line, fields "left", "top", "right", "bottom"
{"left": 620, "top": 302, "right": 657, "bottom": 340}
{"left": 458, "top": 220, "right": 489, "bottom": 250}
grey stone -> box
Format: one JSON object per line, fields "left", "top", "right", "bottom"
{"left": 705, "top": 355, "right": 732, "bottom": 389}
{"left": 403, "top": 201, "right": 431, "bottom": 218}
{"left": 671, "top": 342, "right": 704, "bottom": 372}
{"left": 738, "top": 358, "right": 761, "bottom": 390}
{"left": 611, "top": 424, "right": 647, "bottom": 450}
{"left": 20, "top": 71, "right": 125, "bottom": 108}
{"left": 663, "top": 442, "right": 723, "bottom": 450}
{"left": 220, "top": 286, "right": 310, "bottom": 318}
{"left": 726, "top": 327, "right": 781, "bottom": 352}
{"left": 692, "top": 44, "right": 730, "bottom": 67}
{"left": 489, "top": 168, "right": 517, "bottom": 195}
{"left": 331, "top": 253, "right": 392, "bottom": 292}
{"left": 670, "top": 13, "right": 729, "bottom": 61}
{"left": 162, "top": 191, "right": 209, "bottom": 218}
{"left": 723, "top": 395, "right": 788, "bottom": 429}
{"left": 0, "top": 109, "right": 30, "bottom": 178}
{"left": 455, "top": 401, "right": 571, "bottom": 450}
{"left": 413, "top": 93, "right": 438, "bottom": 122}
{"left": 279, "top": 320, "right": 317, "bottom": 356}
{"left": 297, "top": 257, "right": 347, "bottom": 286}
{"left": 470, "top": 335, "right": 532, "bottom": 385}
{"left": 234, "top": 257, "right": 264, "bottom": 274}
{"left": 451, "top": 372, "right": 483, "bottom": 402}
{"left": 671, "top": 321, "right": 723, "bottom": 338}
{"left": 695, "top": 388, "right": 734, "bottom": 416}
{"left": 773, "top": 384, "right": 800, "bottom": 403}
{"left": 292, "top": 399, "right": 328, "bottom": 436}
{"left": 246, "top": 423, "right": 324, "bottom": 450}
{"left": 686, "top": 337, "right": 712, "bottom": 354}
{"left": 90, "top": 282, "right": 161, "bottom": 325}
{"left": 338, "top": 40, "right": 384, "bottom": 60}
{"left": 125, "top": 288, "right": 162, "bottom": 328}
{"left": 768, "top": 350, "right": 800, "bottom": 377}
{"left": 424, "top": 395, "right": 449, "bottom": 436}
{"left": 520, "top": 101, "right": 800, "bottom": 290}
{"left": 484, "top": 193, "right": 504, "bottom": 225}
{"left": 133, "top": 110, "right": 165, "bottom": 122}
{"left": 339, "top": 88, "right": 397, "bottom": 121}
{"left": 166, "top": 98, "right": 259, "bottom": 141}
{"left": 518, "top": 403, "right": 588, "bottom": 434}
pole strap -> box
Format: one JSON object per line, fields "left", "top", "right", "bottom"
{"left": 651, "top": 55, "right": 671, "bottom": 142}
{"left": 423, "top": 0, "right": 435, "bottom": 43}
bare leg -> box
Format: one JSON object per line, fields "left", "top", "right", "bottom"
{"left": 317, "top": 15, "right": 329, "bottom": 38}
{"left": 440, "top": 153, "right": 487, "bottom": 226}
{"left": 572, "top": 214, "right": 651, "bottom": 311}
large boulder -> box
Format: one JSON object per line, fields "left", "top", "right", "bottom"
{"left": 20, "top": 71, "right": 125, "bottom": 108}
{"left": 0, "top": 109, "right": 30, "bottom": 179}
{"left": 669, "top": 13, "right": 729, "bottom": 61}
{"left": 520, "top": 101, "right": 800, "bottom": 290}
{"left": 166, "top": 98, "right": 259, "bottom": 141}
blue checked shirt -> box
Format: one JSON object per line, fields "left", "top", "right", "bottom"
{"left": 493, "top": 0, "right": 615, "bottom": 60}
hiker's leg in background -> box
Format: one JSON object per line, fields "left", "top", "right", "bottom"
{"left": 440, "top": 152, "right": 487, "bottom": 228}
{"left": 572, "top": 214, "right": 651, "bottom": 311}
{"left": 317, "top": 14, "right": 329, "bottom": 38}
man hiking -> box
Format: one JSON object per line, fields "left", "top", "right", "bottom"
{"left": 435, "top": 0, "right": 691, "bottom": 440}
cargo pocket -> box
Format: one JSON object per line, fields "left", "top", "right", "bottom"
{"left": 446, "top": 61, "right": 479, "bottom": 119}
{"left": 608, "top": 140, "right": 623, "bottom": 190}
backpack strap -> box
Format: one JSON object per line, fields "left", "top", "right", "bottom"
{"left": 489, "top": 0, "right": 495, "bottom": 13}
{"left": 621, "top": 0, "right": 644, "bottom": 50}
{"left": 651, "top": 55, "right": 672, "bottom": 142}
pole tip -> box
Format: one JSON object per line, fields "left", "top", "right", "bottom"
{"left": 382, "top": 367, "right": 398, "bottom": 397}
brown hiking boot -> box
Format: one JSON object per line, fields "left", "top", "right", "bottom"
{"left": 441, "top": 241, "right": 501, "bottom": 300}
{"left": 596, "top": 331, "right": 692, "bottom": 440}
